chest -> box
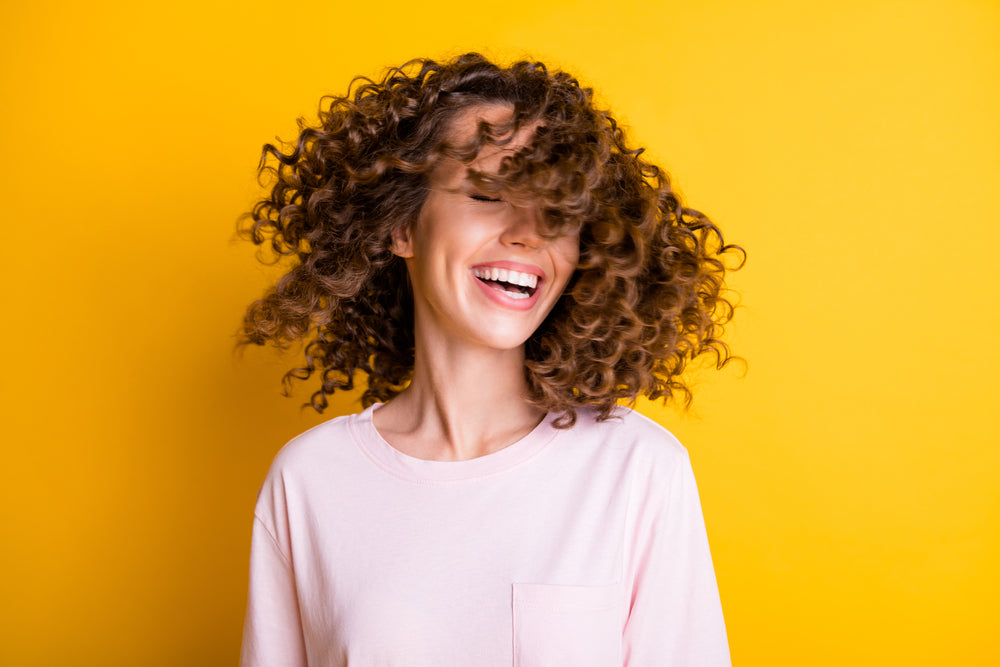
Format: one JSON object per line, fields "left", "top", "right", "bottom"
{"left": 287, "top": 473, "right": 632, "bottom": 665}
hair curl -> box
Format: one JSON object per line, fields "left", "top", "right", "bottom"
{"left": 239, "top": 52, "right": 744, "bottom": 427}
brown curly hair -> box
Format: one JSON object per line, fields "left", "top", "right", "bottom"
{"left": 239, "top": 52, "right": 744, "bottom": 427}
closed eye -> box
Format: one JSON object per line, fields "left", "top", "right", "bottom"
{"left": 469, "top": 194, "right": 503, "bottom": 203}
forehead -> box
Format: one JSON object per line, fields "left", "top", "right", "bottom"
{"left": 428, "top": 104, "right": 537, "bottom": 190}
{"left": 442, "top": 104, "right": 537, "bottom": 173}
{"left": 447, "top": 103, "right": 516, "bottom": 139}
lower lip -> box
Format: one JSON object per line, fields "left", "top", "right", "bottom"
{"left": 473, "top": 276, "right": 541, "bottom": 311}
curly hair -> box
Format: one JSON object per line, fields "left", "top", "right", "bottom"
{"left": 239, "top": 52, "right": 744, "bottom": 427}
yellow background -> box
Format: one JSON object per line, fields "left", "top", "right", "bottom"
{"left": 2, "top": 0, "right": 998, "bottom": 664}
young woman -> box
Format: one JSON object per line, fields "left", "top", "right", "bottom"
{"left": 238, "top": 53, "right": 742, "bottom": 666}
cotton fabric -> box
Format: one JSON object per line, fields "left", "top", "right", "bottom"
{"left": 240, "top": 404, "right": 729, "bottom": 666}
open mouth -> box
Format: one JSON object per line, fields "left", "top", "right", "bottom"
{"left": 472, "top": 267, "right": 539, "bottom": 300}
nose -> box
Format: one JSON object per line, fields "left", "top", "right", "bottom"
{"left": 499, "top": 205, "right": 544, "bottom": 250}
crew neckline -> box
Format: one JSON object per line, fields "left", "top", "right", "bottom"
{"left": 349, "top": 403, "right": 561, "bottom": 483}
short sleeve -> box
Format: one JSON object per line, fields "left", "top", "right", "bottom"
{"left": 239, "top": 512, "right": 308, "bottom": 666}
{"left": 622, "top": 451, "right": 731, "bottom": 666}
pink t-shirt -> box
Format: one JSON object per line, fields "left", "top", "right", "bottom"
{"left": 240, "top": 404, "right": 730, "bottom": 666}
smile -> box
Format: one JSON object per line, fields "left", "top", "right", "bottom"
{"left": 472, "top": 266, "right": 540, "bottom": 300}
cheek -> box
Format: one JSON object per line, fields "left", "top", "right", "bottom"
{"left": 554, "top": 235, "right": 581, "bottom": 280}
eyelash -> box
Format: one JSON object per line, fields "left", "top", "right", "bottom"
{"left": 469, "top": 194, "right": 503, "bottom": 203}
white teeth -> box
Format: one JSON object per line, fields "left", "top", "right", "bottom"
{"left": 473, "top": 267, "right": 539, "bottom": 290}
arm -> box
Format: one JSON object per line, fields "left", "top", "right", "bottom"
{"left": 623, "top": 451, "right": 731, "bottom": 666}
{"left": 239, "top": 516, "right": 307, "bottom": 667}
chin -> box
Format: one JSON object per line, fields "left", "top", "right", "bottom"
{"left": 465, "top": 327, "right": 535, "bottom": 353}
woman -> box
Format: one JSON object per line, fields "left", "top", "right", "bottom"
{"left": 239, "top": 53, "right": 741, "bottom": 666}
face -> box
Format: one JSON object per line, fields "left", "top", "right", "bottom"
{"left": 391, "top": 105, "right": 580, "bottom": 353}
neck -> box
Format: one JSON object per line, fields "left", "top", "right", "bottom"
{"left": 373, "top": 333, "right": 545, "bottom": 461}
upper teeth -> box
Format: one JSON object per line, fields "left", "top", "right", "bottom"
{"left": 473, "top": 267, "right": 539, "bottom": 289}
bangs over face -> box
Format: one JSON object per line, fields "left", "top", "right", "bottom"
{"left": 391, "top": 102, "right": 581, "bottom": 356}
{"left": 239, "top": 53, "right": 744, "bottom": 426}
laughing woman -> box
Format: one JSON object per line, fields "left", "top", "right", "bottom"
{"left": 238, "top": 53, "right": 742, "bottom": 666}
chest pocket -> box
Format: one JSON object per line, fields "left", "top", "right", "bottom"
{"left": 512, "top": 582, "right": 622, "bottom": 667}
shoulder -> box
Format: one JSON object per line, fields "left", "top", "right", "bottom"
{"left": 253, "top": 407, "right": 374, "bottom": 522}
{"left": 268, "top": 410, "right": 359, "bottom": 472}
{"left": 557, "top": 406, "right": 693, "bottom": 481}
{"left": 257, "top": 406, "right": 374, "bottom": 501}
{"left": 573, "top": 406, "right": 689, "bottom": 458}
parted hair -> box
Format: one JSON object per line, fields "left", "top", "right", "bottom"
{"left": 240, "top": 52, "right": 743, "bottom": 426}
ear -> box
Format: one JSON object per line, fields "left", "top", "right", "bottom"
{"left": 390, "top": 222, "right": 415, "bottom": 259}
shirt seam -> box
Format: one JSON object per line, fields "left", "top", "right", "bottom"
{"left": 253, "top": 513, "right": 293, "bottom": 570}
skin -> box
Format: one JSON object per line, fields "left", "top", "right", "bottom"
{"left": 373, "top": 105, "right": 580, "bottom": 461}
